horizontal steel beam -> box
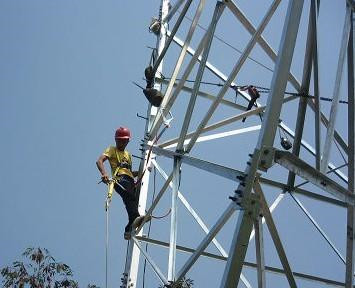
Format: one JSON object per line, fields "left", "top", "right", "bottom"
{"left": 145, "top": 145, "right": 245, "bottom": 181}
{"left": 260, "top": 177, "right": 348, "bottom": 208}
{"left": 135, "top": 236, "right": 347, "bottom": 287}
{"left": 274, "top": 150, "right": 354, "bottom": 205}
{"left": 150, "top": 145, "right": 349, "bottom": 207}
{"left": 163, "top": 125, "right": 261, "bottom": 149}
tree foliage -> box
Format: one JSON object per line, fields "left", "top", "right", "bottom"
{"left": 158, "top": 277, "right": 194, "bottom": 288}
{"left": 1, "top": 247, "right": 98, "bottom": 288}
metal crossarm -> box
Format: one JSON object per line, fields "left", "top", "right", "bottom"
{"left": 274, "top": 149, "right": 354, "bottom": 205}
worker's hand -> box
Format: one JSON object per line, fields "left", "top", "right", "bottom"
{"left": 101, "top": 174, "right": 110, "bottom": 184}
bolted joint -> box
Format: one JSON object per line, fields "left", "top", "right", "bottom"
{"left": 236, "top": 175, "right": 246, "bottom": 181}
{"left": 229, "top": 196, "right": 237, "bottom": 201}
{"left": 234, "top": 189, "right": 243, "bottom": 196}
{"left": 243, "top": 194, "right": 261, "bottom": 220}
{"left": 229, "top": 195, "right": 242, "bottom": 206}
{"left": 258, "top": 146, "right": 275, "bottom": 172}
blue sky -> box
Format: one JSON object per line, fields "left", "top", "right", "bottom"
{"left": 0, "top": 1, "right": 350, "bottom": 287}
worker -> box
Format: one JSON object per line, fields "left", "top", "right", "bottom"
{"left": 96, "top": 127, "right": 149, "bottom": 240}
{"left": 240, "top": 85, "right": 260, "bottom": 122}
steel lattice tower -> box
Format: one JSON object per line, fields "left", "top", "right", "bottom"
{"left": 121, "top": 1, "right": 355, "bottom": 287}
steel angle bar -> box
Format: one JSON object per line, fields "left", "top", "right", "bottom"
{"left": 172, "top": 23, "right": 347, "bottom": 183}
{"left": 156, "top": 77, "right": 247, "bottom": 111}
{"left": 176, "top": 203, "right": 236, "bottom": 282}
{"left": 244, "top": 262, "right": 347, "bottom": 288}
{"left": 135, "top": 236, "right": 347, "bottom": 287}
{"left": 147, "top": 145, "right": 245, "bottom": 181}
{"left": 249, "top": 192, "right": 286, "bottom": 241}
{"left": 136, "top": 170, "right": 173, "bottom": 234}
{"left": 177, "top": 2, "right": 224, "bottom": 151}
{"left": 136, "top": 235, "right": 226, "bottom": 261}
{"left": 260, "top": 176, "right": 348, "bottom": 208}
{"left": 311, "top": 0, "right": 321, "bottom": 170}
{"left": 280, "top": 122, "right": 349, "bottom": 183}
{"left": 162, "top": 0, "right": 185, "bottom": 24}
{"left": 185, "top": 0, "right": 282, "bottom": 154}
{"left": 321, "top": 6, "right": 352, "bottom": 173}
{"left": 152, "top": 160, "right": 228, "bottom": 261}
{"left": 160, "top": 107, "right": 264, "bottom": 149}
{"left": 217, "top": 0, "right": 347, "bottom": 161}
{"left": 307, "top": 99, "right": 349, "bottom": 156}
{"left": 152, "top": 0, "right": 193, "bottom": 75}
{"left": 149, "top": 0, "right": 206, "bottom": 139}
{"left": 224, "top": 0, "right": 301, "bottom": 91}
{"left": 294, "top": 163, "right": 348, "bottom": 191}
{"left": 221, "top": 1, "right": 304, "bottom": 286}
{"left": 254, "top": 181, "right": 297, "bottom": 287}
{"left": 345, "top": 11, "right": 355, "bottom": 287}
{"left": 171, "top": 33, "right": 237, "bottom": 91}
{"left": 275, "top": 150, "right": 354, "bottom": 205}
{"left": 254, "top": 217, "right": 266, "bottom": 288}
{"left": 171, "top": 35, "right": 261, "bottom": 106}
{"left": 289, "top": 192, "right": 346, "bottom": 264}
{"left": 132, "top": 237, "right": 169, "bottom": 286}
{"left": 168, "top": 156, "right": 181, "bottom": 280}
{"left": 165, "top": 125, "right": 261, "bottom": 149}
{"left": 286, "top": 0, "right": 318, "bottom": 189}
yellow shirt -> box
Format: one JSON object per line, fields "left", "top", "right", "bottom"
{"left": 103, "top": 146, "right": 134, "bottom": 179}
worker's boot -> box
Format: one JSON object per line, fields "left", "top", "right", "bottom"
{"left": 132, "top": 215, "right": 152, "bottom": 230}
{"left": 124, "top": 231, "right": 132, "bottom": 240}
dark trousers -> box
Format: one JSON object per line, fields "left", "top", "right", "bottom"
{"left": 114, "top": 175, "right": 140, "bottom": 232}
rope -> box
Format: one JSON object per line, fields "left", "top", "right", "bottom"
{"left": 105, "top": 204, "right": 109, "bottom": 288}
{"left": 151, "top": 208, "right": 172, "bottom": 219}
{"left": 103, "top": 180, "right": 115, "bottom": 288}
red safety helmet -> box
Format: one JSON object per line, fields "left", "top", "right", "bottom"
{"left": 115, "top": 127, "right": 131, "bottom": 140}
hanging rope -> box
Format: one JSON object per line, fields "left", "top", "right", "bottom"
{"left": 103, "top": 180, "right": 115, "bottom": 288}
{"left": 105, "top": 201, "right": 109, "bottom": 288}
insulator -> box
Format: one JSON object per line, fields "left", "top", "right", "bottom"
{"left": 280, "top": 137, "right": 292, "bottom": 150}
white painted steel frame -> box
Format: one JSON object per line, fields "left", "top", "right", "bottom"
{"left": 345, "top": 8, "right": 355, "bottom": 287}
{"left": 185, "top": 0, "right": 282, "bottom": 154}
{"left": 135, "top": 235, "right": 347, "bottom": 287}
{"left": 149, "top": 0, "right": 207, "bottom": 139}
{"left": 221, "top": 1, "right": 304, "bottom": 286}
{"left": 168, "top": 4, "right": 223, "bottom": 280}
{"left": 321, "top": 6, "right": 352, "bottom": 173}
{"left": 152, "top": 160, "right": 253, "bottom": 288}
{"left": 254, "top": 181, "right": 297, "bottom": 287}
{"left": 130, "top": 1, "right": 355, "bottom": 287}
{"left": 124, "top": 1, "right": 169, "bottom": 287}
{"left": 171, "top": 26, "right": 349, "bottom": 184}
{"left": 286, "top": 0, "right": 318, "bottom": 190}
